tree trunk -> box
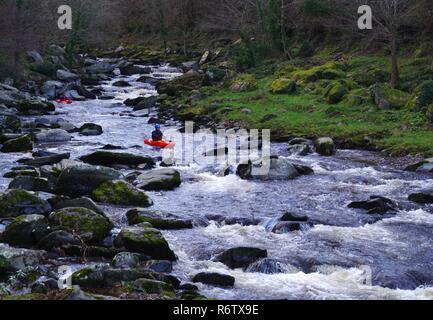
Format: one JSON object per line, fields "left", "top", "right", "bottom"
{"left": 390, "top": 35, "right": 399, "bottom": 89}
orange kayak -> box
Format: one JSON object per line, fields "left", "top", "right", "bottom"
{"left": 144, "top": 139, "right": 176, "bottom": 149}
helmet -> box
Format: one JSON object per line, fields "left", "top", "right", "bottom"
{"left": 155, "top": 124, "right": 161, "bottom": 130}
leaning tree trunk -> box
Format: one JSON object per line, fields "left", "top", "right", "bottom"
{"left": 390, "top": 35, "right": 399, "bottom": 89}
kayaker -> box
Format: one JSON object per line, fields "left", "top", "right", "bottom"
{"left": 152, "top": 124, "right": 163, "bottom": 141}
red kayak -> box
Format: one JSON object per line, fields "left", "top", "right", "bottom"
{"left": 144, "top": 139, "right": 176, "bottom": 149}
{"left": 55, "top": 98, "right": 73, "bottom": 104}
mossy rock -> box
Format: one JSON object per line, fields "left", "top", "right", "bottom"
{"left": 135, "top": 169, "right": 181, "bottom": 191}
{"left": 326, "top": 83, "right": 349, "bottom": 104}
{"left": 16, "top": 99, "right": 55, "bottom": 115}
{"left": 369, "top": 84, "right": 409, "bottom": 109}
{"left": 406, "top": 80, "right": 433, "bottom": 111}
{"left": 29, "top": 60, "right": 57, "bottom": 77}
{"left": 315, "top": 137, "right": 335, "bottom": 156}
{"left": 350, "top": 68, "right": 389, "bottom": 87}
{"left": 343, "top": 88, "right": 371, "bottom": 106}
{"left": 274, "top": 62, "right": 296, "bottom": 78}
{"left": 3, "top": 169, "right": 39, "bottom": 179}
{"left": 0, "top": 189, "right": 52, "bottom": 218}
{"left": 270, "top": 78, "right": 296, "bottom": 94}
{"left": 126, "top": 209, "right": 193, "bottom": 230}
{"left": 114, "top": 225, "right": 176, "bottom": 261}
{"left": 133, "top": 278, "right": 174, "bottom": 294}
{"left": 1, "top": 214, "right": 50, "bottom": 248}
{"left": 230, "top": 74, "right": 258, "bottom": 92}
{"left": 0, "top": 135, "right": 33, "bottom": 153}
{"left": 156, "top": 72, "right": 205, "bottom": 97}
{"left": 72, "top": 267, "right": 105, "bottom": 288}
{"left": 291, "top": 62, "right": 345, "bottom": 83}
{"left": 49, "top": 207, "right": 113, "bottom": 244}
{"left": 92, "top": 180, "right": 153, "bottom": 207}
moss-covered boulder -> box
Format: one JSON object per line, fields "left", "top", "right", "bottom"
{"left": 1, "top": 135, "right": 33, "bottom": 153}
{"left": 315, "top": 137, "right": 335, "bottom": 156}
{"left": 134, "top": 169, "right": 181, "bottom": 191}
{"left": 343, "top": 88, "right": 371, "bottom": 106}
{"left": 78, "top": 123, "right": 103, "bottom": 136}
{"left": 270, "top": 78, "right": 296, "bottom": 94}
{"left": 350, "top": 68, "right": 389, "bottom": 87}
{"left": 0, "top": 113, "right": 21, "bottom": 133}
{"left": 133, "top": 278, "right": 174, "bottom": 295}
{"left": 3, "top": 168, "right": 40, "bottom": 179}
{"left": 29, "top": 60, "right": 57, "bottom": 77}
{"left": 1, "top": 215, "right": 50, "bottom": 248}
{"left": 156, "top": 72, "right": 205, "bottom": 97}
{"left": 48, "top": 196, "right": 104, "bottom": 215}
{"left": 0, "top": 189, "right": 52, "bottom": 218}
{"left": 79, "top": 151, "right": 155, "bottom": 168}
{"left": 230, "top": 74, "right": 258, "bottom": 92}
{"left": 326, "top": 83, "right": 349, "bottom": 104}
{"left": 114, "top": 225, "right": 176, "bottom": 261}
{"left": 49, "top": 207, "right": 113, "bottom": 244}
{"left": 126, "top": 209, "right": 193, "bottom": 230}
{"left": 369, "top": 84, "right": 409, "bottom": 109}
{"left": 292, "top": 62, "right": 345, "bottom": 83}
{"left": 92, "top": 180, "right": 153, "bottom": 207}
{"left": 16, "top": 99, "right": 55, "bottom": 115}
{"left": 406, "top": 80, "right": 433, "bottom": 111}
{"left": 55, "top": 164, "right": 122, "bottom": 197}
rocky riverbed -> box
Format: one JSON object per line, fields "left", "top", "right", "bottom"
{"left": 1, "top": 47, "right": 433, "bottom": 300}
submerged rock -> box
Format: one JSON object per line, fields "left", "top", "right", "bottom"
{"left": 126, "top": 209, "right": 193, "bottom": 229}
{"left": 245, "top": 258, "right": 294, "bottom": 274}
{"left": 79, "top": 123, "right": 103, "bottom": 136}
{"left": 49, "top": 207, "right": 113, "bottom": 244}
{"left": 192, "top": 272, "right": 235, "bottom": 288}
{"left": 79, "top": 151, "right": 155, "bottom": 168}
{"left": 0, "top": 189, "right": 52, "bottom": 218}
{"left": 314, "top": 137, "right": 335, "bottom": 156}
{"left": 92, "top": 180, "right": 153, "bottom": 207}
{"left": 114, "top": 224, "right": 176, "bottom": 261}
{"left": 218, "top": 247, "right": 268, "bottom": 269}
{"left": 408, "top": 192, "right": 433, "bottom": 204}
{"left": 134, "top": 169, "right": 181, "bottom": 191}
{"left": 54, "top": 164, "right": 122, "bottom": 197}
{"left": 1, "top": 214, "right": 51, "bottom": 248}
{"left": 348, "top": 196, "right": 396, "bottom": 215}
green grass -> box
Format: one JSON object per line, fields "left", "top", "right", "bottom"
{"left": 181, "top": 55, "right": 433, "bottom": 156}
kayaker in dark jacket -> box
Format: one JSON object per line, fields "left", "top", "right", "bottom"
{"left": 152, "top": 124, "right": 163, "bottom": 141}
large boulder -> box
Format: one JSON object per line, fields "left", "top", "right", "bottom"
{"left": 348, "top": 196, "right": 396, "bottom": 215}
{"left": 114, "top": 225, "right": 176, "bottom": 261}
{"left": 55, "top": 164, "right": 122, "bottom": 197}
{"left": 86, "top": 62, "right": 116, "bottom": 74}
{"left": 369, "top": 83, "right": 409, "bottom": 109}
{"left": 79, "top": 151, "right": 155, "bottom": 168}
{"left": 132, "top": 96, "right": 158, "bottom": 112}
{"left": 134, "top": 169, "right": 181, "bottom": 191}
{"left": 408, "top": 192, "right": 433, "bottom": 204}
{"left": 48, "top": 196, "right": 104, "bottom": 215}
{"left": 326, "top": 83, "right": 349, "bottom": 104}
{"left": 8, "top": 176, "right": 52, "bottom": 193}
{"left": 92, "top": 180, "right": 153, "bottom": 207}
{"left": 79, "top": 123, "right": 103, "bottom": 136}
{"left": 49, "top": 207, "right": 113, "bottom": 244}
{"left": 236, "top": 158, "right": 310, "bottom": 180}
{"left": 126, "top": 209, "right": 193, "bottom": 230}
{"left": 57, "top": 70, "right": 79, "bottom": 82}
{"left": 119, "top": 65, "right": 151, "bottom": 76}
{"left": 22, "top": 153, "right": 70, "bottom": 166}
{"left": 16, "top": 99, "right": 55, "bottom": 115}
{"left": 192, "top": 272, "right": 235, "bottom": 288}
{"left": 0, "top": 244, "right": 45, "bottom": 271}
{"left": 37, "top": 230, "right": 81, "bottom": 251}
{"left": 1, "top": 135, "right": 33, "bottom": 153}
{"left": 230, "top": 74, "right": 258, "bottom": 92}
{"left": 1, "top": 215, "right": 51, "bottom": 248}
{"left": 0, "top": 189, "right": 52, "bottom": 218}
{"left": 218, "top": 247, "right": 268, "bottom": 269}
{"left": 112, "top": 252, "right": 146, "bottom": 269}
{"left": 270, "top": 78, "right": 296, "bottom": 94}
{"left": 405, "top": 158, "right": 433, "bottom": 174}
{"left": 314, "top": 137, "right": 335, "bottom": 156}
{"left": 35, "top": 129, "right": 71, "bottom": 143}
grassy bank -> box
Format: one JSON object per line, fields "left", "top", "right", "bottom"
{"left": 175, "top": 50, "right": 433, "bottom": 157}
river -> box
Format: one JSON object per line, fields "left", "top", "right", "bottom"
{"left": 1, "top": 61, "right": 433, "bottom": 300}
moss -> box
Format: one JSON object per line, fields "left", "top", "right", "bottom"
{"left": 369, "top": 84, "right": 410, "bottom": 109}
{"left": 92, "top": 180, "right": 153, "bottom": 207}
{"left": 343, "top": 88, "right": 371, "bottom": 106}
{"left": 0, "top": 189, "right": 48, "bottom": 218}
{"left": 230, "top": 74, "right": 258, "bottom": 92}
{"left": 49, "top": 207, "right": 113, "bottom": 244}
{"left": 1, "top": 293, "right": 45, "bottom": 301}
{"left": 326, "top": 83, "right": 349, "bottom": 104}
{"left": 270, "top": 78, "right": 296, "bottom": 94}
{"left": 406, "top": 80, "right": 433, "bottom": 111}
{"left": 0, "top": 135, "right": 33, "bottom": 153}
{"left": 291, "top": 62, "right": 345, "bottom": 84}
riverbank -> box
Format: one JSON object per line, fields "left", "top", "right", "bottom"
{"left": 135, "top": 43, "right": 433, "bottom": 157}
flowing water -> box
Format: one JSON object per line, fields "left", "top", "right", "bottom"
{"left": 1, "top": 62, "right": 433, "bottom": 300}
